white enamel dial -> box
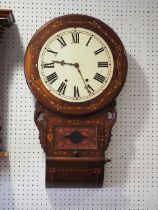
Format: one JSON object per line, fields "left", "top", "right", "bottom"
{"left": 38, "top": 27, "right": 114, "bottom": 103}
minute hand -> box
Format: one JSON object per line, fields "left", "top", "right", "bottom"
{"left": 75, "top": 66, "right": 91, "bottom": 95}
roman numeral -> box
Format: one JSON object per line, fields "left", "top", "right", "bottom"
{"left": 98, "top": 62, "right": 108, "bottom": 67}
{"left": 94, "top": 73, "right": 106, "bottom": 83}
{"left": 46, "top": 72, "right": 58, "bottom": 84}
{"left": 74, "top": 86, "right": 80, "bottom": 98}
{"left": 46, "top": 49, "right": 58, "bottom": 56}
{"left": 87, "top": 84, "right": 94, "bottom": 94}
{"left": 94, "top": 47, "right": 104, "bottom": 55}
{"left": 42, "top": 62, "right": 54, "bottom": 68}
{"left": 72, "top": 32, "right": 79, "bottom": 43}
{"left": 86, "top": 36, "right": 92, "bottom": 46}
{"left": 57, "top": 36, "right": 66, "bottom": 48}
{"left": 57, "top": 82, "right": 67, "bottom": 95}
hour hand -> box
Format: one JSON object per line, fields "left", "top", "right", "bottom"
{"left": 53, "top": 60, "right": 78, "bottom": 67}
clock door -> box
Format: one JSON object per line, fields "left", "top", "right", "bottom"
{"left": 54, "top": 126, "right": 97, "bottom": 150}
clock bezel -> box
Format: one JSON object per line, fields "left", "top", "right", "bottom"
{"left": 24, "top": 14, "right": 127, "bottom": 115}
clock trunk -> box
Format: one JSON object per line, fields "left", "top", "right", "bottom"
{"left": 35, "top": 101, "right": 116, "bottom": 187}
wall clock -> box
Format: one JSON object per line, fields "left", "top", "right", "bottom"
{"left": 24, "top": 14, "right": 127, "bottom": 187}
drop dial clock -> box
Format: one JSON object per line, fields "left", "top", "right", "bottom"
{"left": 24, "top": 14, "right": 127, "bottom": 187}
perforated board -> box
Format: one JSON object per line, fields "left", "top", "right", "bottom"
{"left": 0, "top": 0, "right": 157, "bottom": 209}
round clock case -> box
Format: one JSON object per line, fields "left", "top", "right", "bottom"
{"left": 24, "top": 14, "right": 127, "bottom": 115}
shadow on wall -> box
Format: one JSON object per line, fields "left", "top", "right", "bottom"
{"left": 104, "top": 52, "right": 150, "bottom": 188}
{"left": 0, "top": 23, "right": 23, "bottom": 209}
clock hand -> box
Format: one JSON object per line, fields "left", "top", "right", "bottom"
{"left": 75, "top": 65, "right": 91, "bottom": 95}
{"left": 53, "top": 60, "right": 78, "bottom": 67}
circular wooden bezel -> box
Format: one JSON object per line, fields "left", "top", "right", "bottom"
{"left": 24, "top": 14, "right": 127, "bottom": 116}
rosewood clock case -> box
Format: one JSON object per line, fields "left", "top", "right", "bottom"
{"left": 24, "top": 14, "right": 127, "bottom": 187}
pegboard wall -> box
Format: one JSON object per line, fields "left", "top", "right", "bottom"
{"left": 0, "top": 0, "right": 157, "bottom": 209}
